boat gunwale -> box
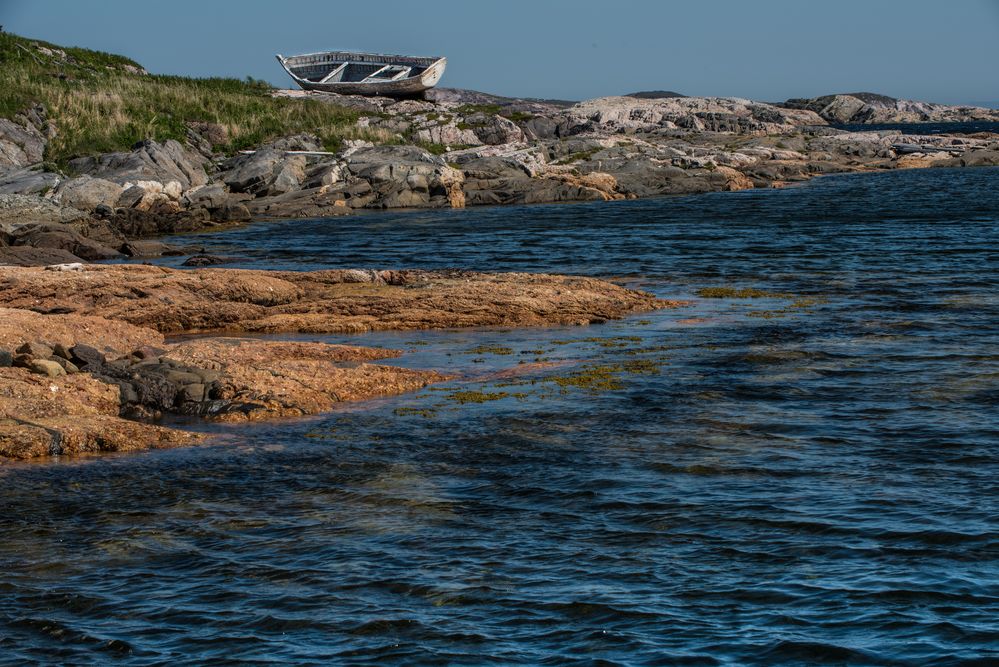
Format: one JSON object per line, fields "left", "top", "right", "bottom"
{"left": 277, "top": 50, "right": 445, "bottom": 69}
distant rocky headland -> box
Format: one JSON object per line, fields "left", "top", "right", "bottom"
{"left": 1, "top": 31, "right": 997, "bottom": 461}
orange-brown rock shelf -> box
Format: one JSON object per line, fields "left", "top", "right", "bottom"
{"left": 0, "top": 265, "right": 674, "bottom": 461}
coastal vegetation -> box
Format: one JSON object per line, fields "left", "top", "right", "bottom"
{"left": 0, "top": 31, "right": 368, "bottom": 164}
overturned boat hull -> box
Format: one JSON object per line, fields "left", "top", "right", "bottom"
{"left": 276, "top": 51, "right": 446, "bottom": 97}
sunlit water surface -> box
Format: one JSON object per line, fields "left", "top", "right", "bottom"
{"left": 2, "top": 168, "right": 998, "bottom": 665}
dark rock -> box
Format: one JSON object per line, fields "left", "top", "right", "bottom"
{"left": 0, "top": 246, "right": 82, "bottom": 266}
{"left": 52, "top": 343, "right": 72, "bottom": 360}
{"left": 70, "top": 344, "right": 106, "bottom": 369}
{"left": 182, "top": 254, "right": 231, "bottom": 267}
{"left": 9, "top": 223, "right": 122, "bottom": 261}
{"left": 120, "top": 240, "right": 176, "bottom": 258}
{"left": 118, "top": 381, "right": 139, "bottom": 404}
{"left": 12, "top": 354, "right": 33, "bottom": 369}
{"left": 246, "top": 187, "right": 352, "bottom": 219}
{"left": 116, "top": 185, "right": 145, "bottom": 209}
{"left": 106, "top": 207, "right": 212, "bottom": 238}
{"left": 0, "top": 349, "right": 12, "bottom": 367}
{"left": 122, "top": 404, "right": 161, "bottom": 422}
{"left": 130, "top": 346, "right": 166, "bottom": 360}
{"left": 180, "top": 383, "right": 206, "bottom": 403}
{"left": 129, "top": 370, "right": 179, "bottom": 411}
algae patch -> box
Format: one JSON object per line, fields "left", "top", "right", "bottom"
{"left": 697, "top": 286, "right": 783, "bottom": 299}
{"left": 394, "top": 406, "right": 438, "bottom": 418}
{"left": 447, "top": 390, "right": 529, "bottom": 404}
{"left": 465, "top": 345, "right": 515, "bottom": 356}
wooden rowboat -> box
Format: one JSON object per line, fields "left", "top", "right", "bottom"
{"left": 276, "top": 50, "right": 446, "bottom": 97}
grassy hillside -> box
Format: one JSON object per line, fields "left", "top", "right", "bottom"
{"left": 0, "top": 31, "right": 382, "bottom": 164}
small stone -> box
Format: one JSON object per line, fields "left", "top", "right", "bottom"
{"left": 52, "top": 343, "right": 72, "bottom": 360}
{"left": 51, "top": 356, "right": 80, "bottom": 374}
{"left": 0, "top": 349, "right": 12, "bottom": 368}
{"left": 16, "top": 341, "right": 54, "bottom": 359}
{"left": 29, "top": 359, "right": 66, "bottom": 378}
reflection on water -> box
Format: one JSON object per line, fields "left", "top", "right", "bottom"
{"left": 3, "top": 168, "right": 999, "bottom": 664}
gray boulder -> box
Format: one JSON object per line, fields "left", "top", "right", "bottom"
{"left": 67, "top": 139, "right": 208, "bottom": 190}
{"left": 466, "top": 114, "right": 525, "bottom": 146}
{"left": 0, "top": 194, "right": 89, "bottom": 226}
{"left": 0, "top": 118, "right": 46, "bottom": 170}
{"left": 345, "top": 146, "right": 463, "bottom": 209}
{"left": 0, "top": 168, "right": 61, "bottom": 195}
{"left": 54, "top": 176, "right": 124, "bottom": 211}
{"left": 221, "top": 149, "right": 306, "bottom": 196}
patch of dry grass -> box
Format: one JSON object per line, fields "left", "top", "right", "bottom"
{"left": 0, "top": 31, "right": 385, "bottom": 165}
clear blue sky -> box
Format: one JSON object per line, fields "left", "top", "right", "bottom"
{"left": 3, "top": 0, "right": 998, "bottom": 104}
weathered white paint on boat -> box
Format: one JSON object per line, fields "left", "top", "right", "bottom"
{"left": 276, "top": 50, "right": 446, "bottom": 97}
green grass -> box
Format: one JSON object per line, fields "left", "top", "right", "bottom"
{"left": 454, "top": 104, "right": 533, "bottom": 124}
{"left": 411, "top": 140, "right": 474, "bottom": 155}
{"left": 455, "top": 103, "right": 503, "bottom": 116}
{"left": 501, "top": 111, "right": 534, "bottom": 122}
{"left": 0, "top": 31, "right": 379, "bottom": 165}
{"left": 553, "top": 147, "right": 604, "bottom": 165}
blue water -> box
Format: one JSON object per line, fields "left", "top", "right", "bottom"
{"left": 3, "top": 168, "right": 999, "bottom": 665}
{"left": 834, "top": 121, "right": 999, "bottom": 135}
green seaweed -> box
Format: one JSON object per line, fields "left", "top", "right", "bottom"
{"left": 466, "top": 345, "right": 515, "bottom": 356}
{"left": 447, "top": 390, "right": 529, "bottom": 404}
{"left": 394, "top": 407, "right": 438, "bottom": 418}
{"left": 697, "top": 286, "right": 784, "bottom": 299}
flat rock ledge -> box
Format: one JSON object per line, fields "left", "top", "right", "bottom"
{"left": 0, "top": 266, "right": 672, "bottom": 461}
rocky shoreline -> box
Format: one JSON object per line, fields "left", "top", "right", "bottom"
{"left": 3, "top": 87, "right": 998, "bottom": 266}
{"left": 0, "top": 265, "right": 671, "bottom": 461}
